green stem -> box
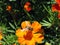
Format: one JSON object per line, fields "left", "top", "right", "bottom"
{"left": 11, "top": 12, "right": 17, "bottom": 29}
{"left": 24, "top": 9, "right": 32, "bottom": 20}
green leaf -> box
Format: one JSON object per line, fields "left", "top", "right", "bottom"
{"left": 9, "top": 0, "right": 16, "bottom": 1}
{"left": 6, "top": 30, "right": 15, "bottom": 33}
{"left": 9, "top": 22, "right": 16, "bottom": 30}
{"left": 24, "top": 9, "right": 32, "bottom": 20}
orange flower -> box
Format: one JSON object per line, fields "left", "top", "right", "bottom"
{"left": 24, "top": 2, "right": 32, "bottom": 12}
{"left": 52, "top": 4, "right": 60, "bottom": 13}
{"left": 55, "top": 0, "right": 60, "bottom": 5}
{"left": 16, "top": 29, "right": 44, "bottom": 45}
{"left": 58, "top": 13, "right": 60, "bottom": 19}
{"left": 16, "top": 21, "right": 44, "bottom": 45}
{"left": 6, "top": 5, "right": 12, "bottom": 11}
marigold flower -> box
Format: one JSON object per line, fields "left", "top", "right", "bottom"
{"left": 6, "top": 5, "right": 12, "bottom": 11}
{"left": 24, "top": 2, "right": 32, "bottom": 12}
{"left": 52, "top": 4, "right": 60, "bottom": 12}
{"left": 52, "top": 4, "right": 60, "bottom": 13}
{"left": 16, "top": 21, "right": 44, "bottom": 45}
{"left": 16, "top": 29, "right": 44, "bottom": 45}
{"left": 55, "top": 0, "right": 60, "bottom": 5}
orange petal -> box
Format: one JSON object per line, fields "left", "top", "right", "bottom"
{"left": 21, "top": 21, "right": 31, "bottom": 29}
{"left": 28, "top": 41, "right": 35, "bottom": 45}
{"left": 55, "top": 0, "right": 60, "bottom": 5}
{"left": 18, "top": 37, "right": 25, "bottom": 45}
{"left": 33, "top": 33, "right": 44, "bottom": 43}
{"left": 16, "top": 28, "right": 25, "bottom": 37}
{"left": 26, "top": 38, "right": 35, "bottom": 45}
{"left": 24, "top": 5, "right": 28, "bottom": 9}
{"left": 25, "top": 7, "right": 31, "bottom": 12}
{"left": 25, "top": 2, "right": 31, "bottom": 6}
{"left": 32, "top": 21, "right": 42, "bottom": 33}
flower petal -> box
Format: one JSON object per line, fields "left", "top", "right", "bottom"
{"left": 32, "top": 21, "right": 42, "bottom": 33}
{"left": 18, "top": 37, "right": 25, "bottom": 45}
{"left": 21, "top": 21, "right": 31, "bottom": 29}
{"left": 33, "top": 33, "right": 44, "bottom": 43}
{"left": 16, "top": 28, "right": 26, "bottom": 37}
{"left": 26, "top": 38, "right": 35, "bottom": 45}
{"left": 55, "top": 0, "right": 60, "bottom": 5}
{"left": 25, "top": 2, "right": 31, "bottom": 6}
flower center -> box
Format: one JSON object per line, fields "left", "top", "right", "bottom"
{"left": 26, "top": 26, "right": 33, "bottom": 30}
{"left": 24, "top": 30, "right": 33, "bottom": 40}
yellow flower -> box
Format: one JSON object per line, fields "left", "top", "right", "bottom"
{"left": 16, "top": 29, "right": 44, "bottom": 45}
{"left": 16, "top": 21, "right": 44, "bottom": 45}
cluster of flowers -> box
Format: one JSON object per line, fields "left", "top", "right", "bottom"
{"left": 2, "top": 0, "right": 60, "bottom": 45}
{"left": 5, "top": 2, "right": 44, "bottom": 45}
{"left": 52, "top": 0, "right": 60, "bottom": 19}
